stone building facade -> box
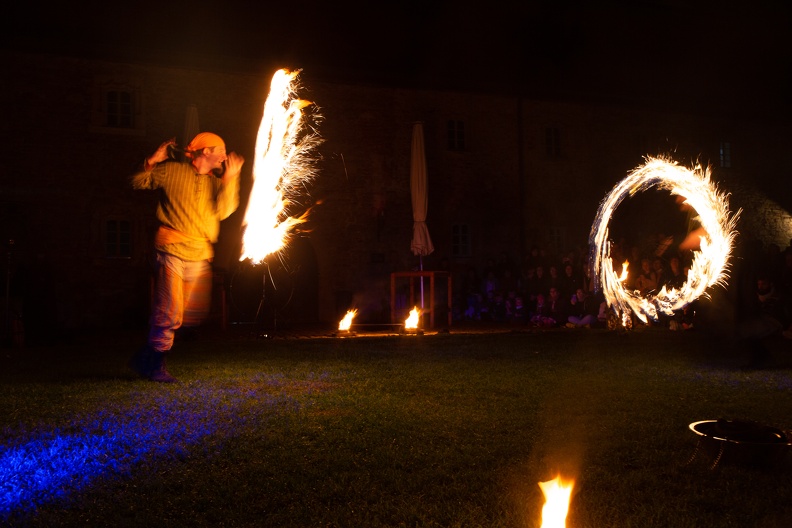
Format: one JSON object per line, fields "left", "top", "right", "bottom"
{"left": 2, "top": 49, "right": 790, "bottom": 340}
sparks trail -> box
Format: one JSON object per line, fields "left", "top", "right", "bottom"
{"left": 240, "top": 69, "right": 322, "bottom": 264}
{"left": 589, "top": 156, "right": 740, "bottom": 325}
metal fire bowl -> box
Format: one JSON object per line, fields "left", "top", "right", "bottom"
{"left": 688, "top": 419, "right": 792, "bottom": 469}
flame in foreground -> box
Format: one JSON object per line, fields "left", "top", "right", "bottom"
{"left": 589, "top": 156, "right": 740, "bottom": 324}
{"left": 404, "top": 307, "right": 421, "bottom": 329}
{"left": 240, "top": 69, "right": 321, "bottom": 264}
{"left": 539, "top": 476, "right": 574, "bottom": 528}
{"left": 338, "top": 310, "right": 357, "bottom": 331}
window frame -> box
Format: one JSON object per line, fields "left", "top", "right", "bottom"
{"left": 103, "top": 217, "right": 133, "bottom": 259}
{"left": 90, "top": 77, "right": 145, "bottom": 136}
{"left": 452, "top": 223, "right": 472, "bottom": 258}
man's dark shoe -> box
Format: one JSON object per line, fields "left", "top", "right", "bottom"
{"left": 128, "top": 345, "right": 153, "bottom": 378}
{"left": 149, "top": 351, "right": 177, "bottom": 383}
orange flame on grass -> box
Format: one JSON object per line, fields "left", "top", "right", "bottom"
{"left": 240, "top": 69, "right": 321, "bottom": 264}
{"left": 338, "top": 310, "right": 357, "bottom": 331}
{"left": 404, "top": 307, "right": 421, "bottom": 329}
{"left": 539, "top": 476, "right": 574, "bottom": 528}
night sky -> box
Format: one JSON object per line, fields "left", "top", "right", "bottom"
{"left": 6, "top": 1, "right": 791, "bottom": 118}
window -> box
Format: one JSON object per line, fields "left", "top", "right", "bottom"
{"left": 91, "top": 77, "right": 145, "bottom": 135}
{"left": 452, "top": 224, "right": 471, "bottom": 257}
{"left": 106, "top": 90, "right": 134, "bottom": 128}
{"left": 545, "top": 127, "right": 561, "bottom": 158}
{"left": 719, "top": 141, "right": 732, "bottom": 168}
{"left": 447, "top": 120, "right": 466, "bottom": 151}
{"left": 105, "top": 219, "right": 132, "bottom": 258}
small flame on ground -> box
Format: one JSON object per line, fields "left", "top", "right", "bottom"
{"left": 338, "top": 309, "right": 357, "bottom": 331}
{"left": 589, "top": 156, "right": 740, "bottom": 325}
{"left": 240, "top": 68, "right": 321, "bottom": 264}
{"left": 538, "top": 476, "right": 574, "bottom": 528}
{"left": 404, "top": 307, "right": 421, "bottom": 329}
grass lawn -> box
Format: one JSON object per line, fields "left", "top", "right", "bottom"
{"left": 1, "top": 325, "right": 791, "bottom": 527}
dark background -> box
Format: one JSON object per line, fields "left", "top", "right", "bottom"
{"left": 6, "top": 1, "right": 791, "bottom": 118}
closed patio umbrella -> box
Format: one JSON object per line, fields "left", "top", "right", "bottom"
{"left": 182, "top": 104, "right": 200, "bottom": 147}
{"left": 410, "top": 122, "right": 434, "bottom": 307}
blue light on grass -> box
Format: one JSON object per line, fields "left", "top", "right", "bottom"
{"left": 0, "top": 376, "right": 319, "bottom": 521}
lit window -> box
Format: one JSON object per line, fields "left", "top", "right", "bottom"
{"left": 447, "top": 120, "right": 466, "bottom": 151}
{"left": 452, "top": 224, "right": 471, "bottom": 257}
{"left": 105, "top": 219, "right": 131, "bottom": 258}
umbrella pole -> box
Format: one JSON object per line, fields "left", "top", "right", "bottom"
{"left": 419, "top": 255, "right": 425, "bottom": 309}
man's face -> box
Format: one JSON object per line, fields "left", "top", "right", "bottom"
{"left": 204, "top": 146, "right": 228, "bottom": 171}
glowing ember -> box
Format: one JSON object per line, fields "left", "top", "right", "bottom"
{"left": 590, "top": 156, "right": 740, "bottom": 324}
{"left": 404, "top": 307, "right": 421, "bottom": 329}
{"left": 338, "top": 309, "right": 357, "bottom": 331}
{"left": 538, "top": 476, "right": 574, "bottom": 528}
{"left": 240, "top": 69, "right": 321, "bottom": 264}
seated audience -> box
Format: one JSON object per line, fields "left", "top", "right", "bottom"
{"left": 567, "top": 288, "right": 599, "bottom": 328}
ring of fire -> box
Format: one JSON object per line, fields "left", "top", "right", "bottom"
{"left": 589, "top": 156, "right": 740, "bottom": 325}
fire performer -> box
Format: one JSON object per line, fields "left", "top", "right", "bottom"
{"left": 130, "top": 132, "right": 244, "bottom": 382}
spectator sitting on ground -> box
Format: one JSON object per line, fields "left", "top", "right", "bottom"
{"left": 652, "top": 258, "right": 666, "bottom": 289}
{"left": 560, "top": 263, "right": 581, "bottom": 298}
{"left": 533, "top": 287, "right": 569, "bottom": 328}
{"left": 738, "top": 275, "right": 790, "bottom": 368}
{"left": 669, "top": 304, "right": 696, "bottom": 331}
{"left": 460, "top": 266, "right": 482, "bottom": 320}
{"left": 491, "top": 290, "right": 507, "bottom": 322}
{"left": 566, "top": 288, "right": 599, "bottom": 328}
{"left": 529, "top": 293, "right": 547, "bottom": 326}
{"left": 547, "top": 265, "right": 562, "bottom": 297}
{"left": 519, "top": 265, "right": 535, "bottom": 298}
{"left": 532, "top": 265, "right": 549, "bottom": 300}
{"left": 511, "top": 294, "right": 526, "bottom": 323}
{"left": 662, "top": 255, "right": 686, "bottom": 291}
{"left": 634, "top": 258, "right": 658, "bottom": 296}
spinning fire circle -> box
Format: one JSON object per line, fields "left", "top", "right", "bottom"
{"left": 589, "top": 156, "right": 740, "bottom": 324}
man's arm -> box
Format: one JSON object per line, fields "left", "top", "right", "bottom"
{"left": 132, "top": 139, "right": 175, "bottom": 189}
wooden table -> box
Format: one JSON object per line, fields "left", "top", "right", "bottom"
{"left": 390, "top": 271, "right": 452, "bottom": 328}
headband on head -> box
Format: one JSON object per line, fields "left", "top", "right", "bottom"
{"left": 186, "top": 132, "right": 225, "bottom": 156}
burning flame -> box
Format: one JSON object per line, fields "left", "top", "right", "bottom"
{"left": 538, "top": 476, "right": 574, "bottom": 528}
{"left": 404, "top": 307, "right": 421, "bottom": 329}
{"left": 338, "top": 309, "right": 357, "bottom": 331}
{"left": 589, "top": 156, "right": 740, "bottom": 324}
{"left": 240, "top": 69, "right": 321, "bottom": 264}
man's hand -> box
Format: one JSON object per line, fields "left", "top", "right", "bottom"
{"left": 145, "top": 138, "right": 176, "bottom": 170}
{"left": 223, "top": 152, "right": 245, "bottom": 183}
